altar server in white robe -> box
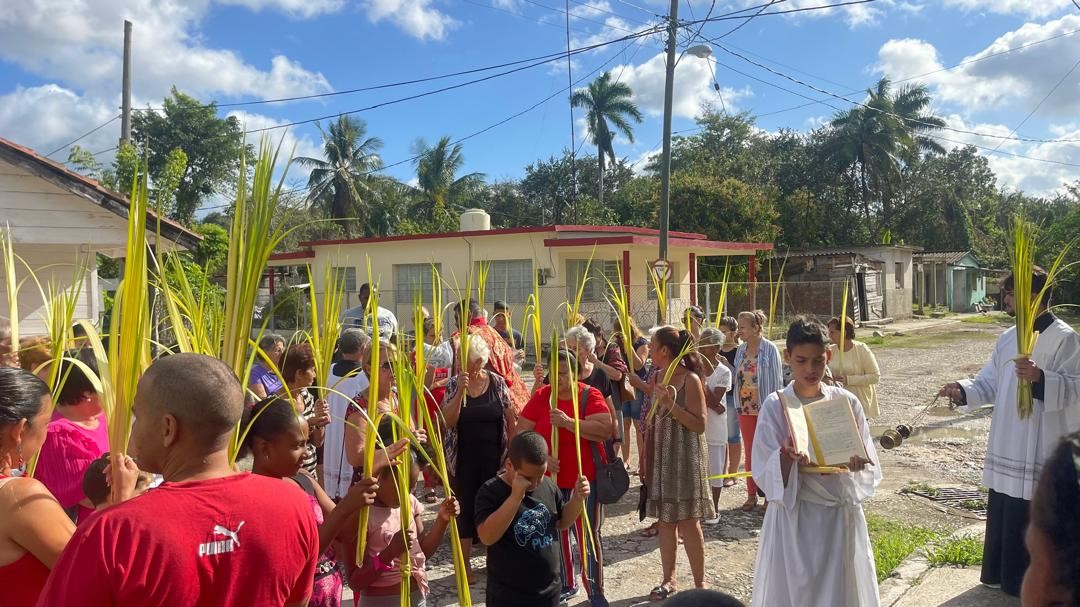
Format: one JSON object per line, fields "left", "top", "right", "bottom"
{"left": 940, "top": 267, "right": 1080, "bottom": 597}
{"left": 324, "top": 328, "right": 370, "bottom": 500}
{"left": 752, "top": 316, "right": 881, "bottom": 607}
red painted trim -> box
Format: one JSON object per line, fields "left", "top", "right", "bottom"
{"left": 544, "top": 235, "right": 773, "bottom": 251}
{"left": 748, "top": 255, "right": 757, "bottom": 308}
{"left": 298, "top": 223, "right": 716, "bottom": 248}
{"left": 689, "top": 253, "right": 697, "bottom": 306}
{"left": 268, "top": 268, "right": 275, "bottom": 295}
{"left": 621, "top": 250, "right": 631, "bottom": 297}
{"left": 544, "top": 236, "right": 637, "bottom": 247}
{"left": 269, "top": 250, "right": 315, "bottom": 261}
{"left": 553, "top": 225, "right": 706, "bottom": 240}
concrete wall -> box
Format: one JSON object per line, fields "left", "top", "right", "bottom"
{"left": 302, "top": 232, "right": 740, "bottom": 334}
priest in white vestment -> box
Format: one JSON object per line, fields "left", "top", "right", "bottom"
{"left": 941, "top": 269, "right": 1080, "bottom": 596}
{"left": 752, "top": 318, "right": 882, "bottom": 607}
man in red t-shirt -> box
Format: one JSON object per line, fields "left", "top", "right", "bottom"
{"left": 37, "top": 354, "right": 320, "bottom": 606}
{"left": 516, "top": 350, "right": 611, "bottom": 607}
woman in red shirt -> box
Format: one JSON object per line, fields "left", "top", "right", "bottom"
{"left": 516, "top": 350, "right": 612, "bottom": 607}
{"left": 0, "top": 367, "right": 76, "bottom": 607}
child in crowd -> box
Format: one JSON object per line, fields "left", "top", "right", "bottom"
{"left": 474, "top": 431, "right": 590, "bottom": 607}
{"left": 1022, "top": 431, "right": 1080, "bottom": 606}
{"left": 751, "top": 316, "right": 881, "bottom": 607}
{"left": 81, "top": 453, "right": 153, "bottom": 513}
{"left": 241, "top": 396, "right": 407, "bottom": 607}
{"left": 346, "top": 453, "right": 458, "bottom": 607}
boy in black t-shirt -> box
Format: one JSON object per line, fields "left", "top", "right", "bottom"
{"left": 475, "top": 431, "right": 590, "bottom": 607}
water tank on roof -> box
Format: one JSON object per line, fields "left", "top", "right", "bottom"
{"left": 460, "top": 209, "right": 491, "bottom": 232}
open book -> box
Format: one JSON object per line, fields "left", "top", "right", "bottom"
{"left": 780, "top": 393, "right": 869, "bottom": 468}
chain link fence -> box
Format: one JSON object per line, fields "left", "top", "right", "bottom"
{"left": 257, "top": 280, "right": 848, "bottom": 343}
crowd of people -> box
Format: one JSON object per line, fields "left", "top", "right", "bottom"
{"left": 0, "top": 267, "right": 1078, "bottom": 607}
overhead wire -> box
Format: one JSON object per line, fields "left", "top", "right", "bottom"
{"left": 751, "top": 26, "right": 1080, "bottom": 119}
{"left": 715, "top": 43, "right": 1080, "bottom": 144}
{"left": 989, "top": 53, "right": 1080, "bottom": 152}
{"left": 45, "top": 115, "right": 121, "bottom": 158}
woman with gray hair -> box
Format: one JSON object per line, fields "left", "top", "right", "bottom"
{"left": 441, "top": 333, "right": 516, "bottom": 583}
{"left": 248, "top": 333, "right": 286, "bottom": 399}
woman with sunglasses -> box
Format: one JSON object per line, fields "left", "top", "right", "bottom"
{"left": 344, "top": 341, "right": 400, "bottom": 478}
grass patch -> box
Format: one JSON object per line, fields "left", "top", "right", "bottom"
{"left": 901, "top": 481, "right": 941, "bottom": 497}
{"left": 927, "top": 534, "right": 984, "bottom": 568}
{"left": 866, "top": 514, "right": 943, "bottom": 582}
{"left": 862, "top": 330, "right": 997, "bottom": 350}
{"left": 961, "top": 313, "right": 1012, "bottom": 326}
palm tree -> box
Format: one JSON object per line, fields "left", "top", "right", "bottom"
{"left": 412, "top": 136, "right": 485, "bottom": 223}
{"left": 571, "top": 71, "right": 643, "bottom": 206}
{"left": 822, "top": 77, "right": 945, "bottom": 231}
{"left": 296, "top": 116, "right": 384, "bottom": 235}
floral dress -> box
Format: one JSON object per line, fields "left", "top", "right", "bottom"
{"left": 737, "top": 356, "right": 760, "bottom": 416}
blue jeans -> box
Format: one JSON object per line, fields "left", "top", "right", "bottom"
{"left": 726, "top": 392, "right": 741, "bottom": 444}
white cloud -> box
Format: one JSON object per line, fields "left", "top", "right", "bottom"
{"left": 874, "top": 15, "right": 1080, "bottom": 118}
{"left": 0, "top": 0, "right": 333, "bottom": 159}
{"left": 612, "top": 52, "right": 751, "bottom": 119}
{"left": 942, "top": 0, "right": 1073, "bottom": 18}
{"left": 629, "top": 145, "right": 661, "bottom": 172}
{"left": 363, "top": 0, "right": 459, "bottom": 41}
{"left": 0, "top": 1, "right": 331, "bottom": 102}
{"left": 731, "top": 0, "right": 922, "bottom": 28}
{"left": 216, "top": 0, "right": 345, "bottom": 18}
{"left": 0, "top": 85, "right": 118, "bottom": 158}
{"left": 934, "top": 115, "right": 1080, "bottom": 196}
{"left": 227, "top": 110, "right": 324, "bottom": 175}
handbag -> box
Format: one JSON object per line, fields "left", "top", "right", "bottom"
{"left": 590, "top": 440, "right": 630, "bottom": 505}
{"left": 617, "top": 373, "right": 635, "bottom": 404}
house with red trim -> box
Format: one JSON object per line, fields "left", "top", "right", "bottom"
{"left": 268, "top": 209, "right": 772, "bottom": 333}
{"left": 0, "top": 136, "right": 201, "bottom": 335}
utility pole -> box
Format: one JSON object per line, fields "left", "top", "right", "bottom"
{"left": 120, "top": 20, "right": 133, "bottom": 147}
{"left": 657, "top": 0, "right": 678, "bottom": 265}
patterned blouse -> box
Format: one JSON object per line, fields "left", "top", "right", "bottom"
{"left": 737, "top": 356, "right": 760, "bottom": 415}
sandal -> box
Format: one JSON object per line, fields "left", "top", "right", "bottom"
{"left": 423, "top": 490, "right": 439, "bottom": 504}
{"left": 739, "top": 498, "right": 758, "bottom": 512}
{"left": 722, "top": 478, "right": 736, "bottom": 488}
{"left": 640, "top": 523, "right": 659, "bottom": 538}
{"left": 649, "top": 583, "right": 676, "bottom": 602}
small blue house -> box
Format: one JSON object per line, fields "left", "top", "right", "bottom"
{"left": 913, "top": 251, "right": 990, "bottom": 313}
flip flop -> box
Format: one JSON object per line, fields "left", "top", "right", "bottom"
{"left": 722, "top": 478, "right": 736, "bottom": 488}
{"left": 649, "top": 584, "right": 676, "bottom": 602}
{"left": 423, "top": 490, "right": 439, "bottom": 504}
{"left": 640, "top": 523, "right": 659, "bottom": 538}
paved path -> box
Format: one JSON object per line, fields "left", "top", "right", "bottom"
{"left": 892, "top": 567, "right": 1020, "bottom": 607}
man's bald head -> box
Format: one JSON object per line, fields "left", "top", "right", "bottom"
{"left": 137, "top": 353, "right": 244, "bottom": 449}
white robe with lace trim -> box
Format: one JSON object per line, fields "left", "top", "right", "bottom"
{"left": 958, "top": 318, "right": 1080, "bottom": 500}
{"left": 751, "top": 383, "right": 882, "bottom": 607}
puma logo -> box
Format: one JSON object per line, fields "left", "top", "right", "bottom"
{"left": 198, "top": 522, "right": 246, "bottom": 557}
{"left": 213, "top": 522, "right": 245, "bottom": 546}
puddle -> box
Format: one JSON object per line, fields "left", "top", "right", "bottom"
{"left": 872, "top": 424, "right": 986, "bottom": 447}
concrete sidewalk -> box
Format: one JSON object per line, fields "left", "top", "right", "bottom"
{"left": 892, "top": 567, "right": 1020, "bottom": 607}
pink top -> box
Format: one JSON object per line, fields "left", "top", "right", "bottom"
{"left": 34, "top": 410, "right": 109, "bottom": 522}
{"left": 363, "top": 495, "right": 428, "bottom": 595}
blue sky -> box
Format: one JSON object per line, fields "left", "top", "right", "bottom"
{"left": 2, "top": 0, "right": 1079, "bottom": 210}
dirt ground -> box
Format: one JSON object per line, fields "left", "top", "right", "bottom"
{"left": 410, "top": 324, "right": 1006, "bottom": 606}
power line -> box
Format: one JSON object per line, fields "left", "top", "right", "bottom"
{"left": 199, "top": 35, "right": 644, "bottom": 211}
{"left": 611, "top": 0, "right": 665, "bottom": 18}
{"left": 752, "top": 26, "right": 1080, "bottom": 120}
{"left": 715, "top": 43, "right": 1080, "bottom": 144}
{"left": 564, "top": 0, "right": 654, "bottom": 26}
{"left": 990, "top": 53, "right": 1080, "bottom": 152}
{"left": 45, "top": 115, "right": 121, "bottom": 158}
{"left": 704, "top": 0, "right": 784, "bottom": 42}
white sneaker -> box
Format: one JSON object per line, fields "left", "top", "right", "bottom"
{"left": 703, "top": 515, "right": 721, "bottom": 525}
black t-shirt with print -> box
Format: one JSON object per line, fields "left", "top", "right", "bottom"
{"left": 474, "top": 475, "right": 564, "bottom": 607}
